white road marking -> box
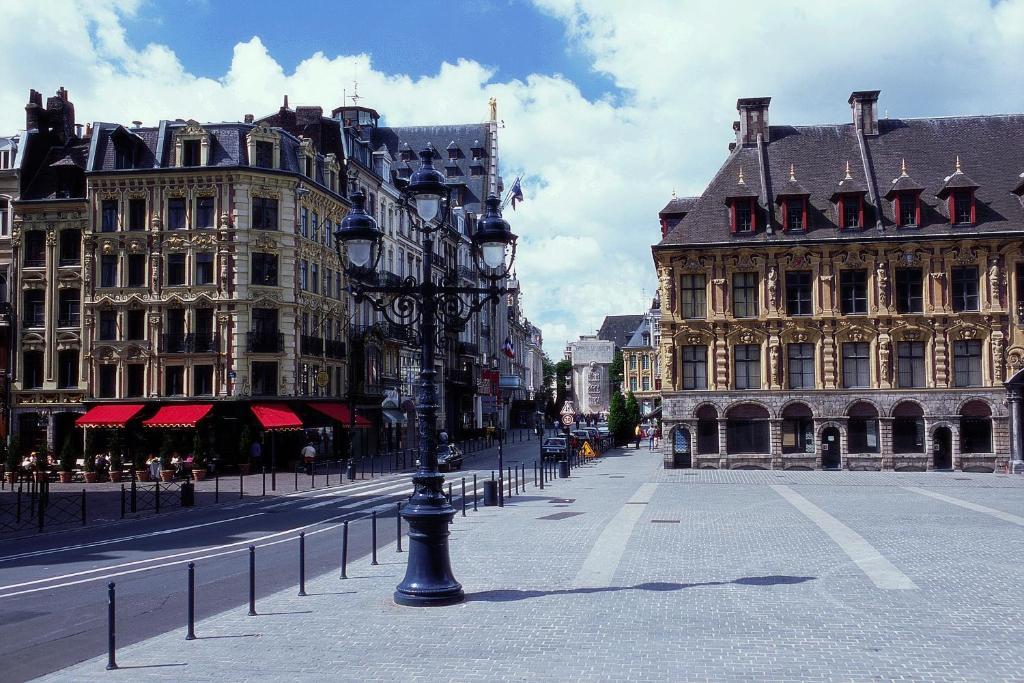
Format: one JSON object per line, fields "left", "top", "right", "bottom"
{"left": 772, "top": 485, "right": 917, "bottom": 590}
{"left": 573, "top": 483, "right": 658, "bottom": 588}
{"left": 0, "top": 483, "right": 414, "bottom": 598}
{"left": 0, "top": 514, "right": 266, "bottom": 564}
{"left": 298, "top": 481, "right": 414, "bottom": 509}
{"left": 903, "top": 486, "right": 1024, "bottom": 526}
{"left": 262, "top": 477, "right": 412, "bottom": 509}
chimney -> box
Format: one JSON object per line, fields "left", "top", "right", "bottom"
{"left": 45, "top": 87, "right": 75, "bottom": 144}
{"left": 849, "top": 90, "right": 880, "bottom": 136}
{"left": 25, "top": 89, "right": 43, "bottom": 130}
{"left": 132, "top": 120, "right": 142, "bottom": 128}
{"left": 244, "top": 114, "right": 254, "bottom": 124}
{"left": 736, "top": 97, "right": 771, "bottom": 146}
{"left": 296, "top": 106, "right": 324, "bottom": 125}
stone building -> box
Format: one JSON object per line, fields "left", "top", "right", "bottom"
{"left": 622, "top": 300, "right": 661, "bottom": 417}
{"left": 654, "top": 91, "right": 1022, "bottom": 472}
{"left": 0, "top": 131, "right": 19, "bottom": 441}
{"left": 569, "top": 336, "right": 614, "bottom": 415}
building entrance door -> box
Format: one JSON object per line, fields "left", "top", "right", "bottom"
{"left": 672, "top": 427, "right": 692, "bottom": 469}
{"left": 821, "top": 427, "right": 841, "bottom": 469}
{"left": 933, "top": 427, "right": 953, "bottom": 470}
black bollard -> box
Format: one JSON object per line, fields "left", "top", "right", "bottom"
{"left": 248, "top": 545, "right": 257, "bottom": 616}
{"left": 131, "top": 479, "right": 137, "bottom": 513}
{"left": 371, "top": 510, "right": 378, "bottom": 565}
{"left": 507, "top": 467, "right": 512, "bottom": 499}
{"left": 120, "top": 485, "right": 126, "bottom": 519}
{"left": 81, "top": 488, "right": 87, "bottom": 524}
{"left": 473, "top": 474, "right": 478, "bottom": 511}
{"left": 106, "top": 582, "right": 117, "bottom": 670}
{"left": 155, "top": 482, "right": 161, "bottom": 514}
{"left": 340, "top": 520, "right": 349, "bottom": 579}
{"left": 514, "top": 465, "right": 519, "bottom": 494}
{"left": 239, "top": 471, "right": 244, "bottom": 500}
{"left": 186, "top": 562, "right": 196, "bottom": 640}
{"left": 461, "top": 478, "right": 466, "bottom": 517}
{"left": 262, "top": 466, "right": 266, "bottom": 497}
{"left": 447, "top": 482, "right": 452, "bottom": 504}
{"left": 298, "top": 532, "right": 307, "bottom": 596}
{"left": 396, "top": 502, "right": 403, "bottom": 552}
{"left": 214, "top": 471, "right": 219, "bottom": 504}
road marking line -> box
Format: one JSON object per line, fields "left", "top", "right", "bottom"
{"left": 0, "top": 513, "right": 266, "bottom": 564}
{"left": 772, "top": 485, "right": 917, "bottom": 590}
{"left": 0, "top": 484, "right": 413, "bottom": 597}
{"left": 903, "top": 486, "right": 1024, "bottom": 526}
{"left": 262, "top": 476, "right": 413, "bottom": 509}
{"left": 298, "top": 481, "right": 414, "bottom": 509}
{"left": 573, "top": 483, "right": 657, "bottom": 588}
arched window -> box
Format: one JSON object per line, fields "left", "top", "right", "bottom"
{"left": 960, "top": 400, "right": 992, "bottom": 453}
{"left": 781, "top": 403, "right": 814, "bottom": 454}
{"left": 847, "top": 402, "right": 879, "bottom": 453}
{"left": 892, "top": 401, "right": 925, "bottom": 453}
{"left": 725, "top": 403, "right": 770, "bottom": 454}
{"left": 696, "top": 405, "right": 718, "bottom": 454}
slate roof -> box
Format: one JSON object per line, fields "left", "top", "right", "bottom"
{"left": 659, "top": 196, "right": 697, "bottom": 215}
{"left": 659, "top": 112, "right": 1024, "bottom": 247}
{"left": 597, "top": 314, "right": 644, "bottom": 350}
{"left": 622, "top": 316, "right": 653, "bottom": 349}
{"left": 372, "top": 124, "right": 492, "bottom": 214}
{"left": 20, "top": 132, "right": 89, "bottom": 200}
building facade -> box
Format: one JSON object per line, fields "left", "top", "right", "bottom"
{"left": 622, "top": 300, "right": 661, "bottom": 417}
{"left": 654, "top": 91, "right": 1022, "bottom": 472}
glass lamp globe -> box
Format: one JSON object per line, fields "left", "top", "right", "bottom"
{"left": 415, "top": 195, "right": 441, "bottom": 222}
{"left": 347, "top": 240, "right": 373, "bottom": 268}
{"left": 481, "top": 242, "right": 506, "bottom": 270}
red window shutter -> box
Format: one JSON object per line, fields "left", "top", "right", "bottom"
{"left": 750, "top": 199, "right": 757, "bottom": 231}
{"left": 781, "top": 200, "right": 788, "bottom": 231}
{"left": 837, "top": 200, "right": 845, "bottom": 229}
{"left": 729, "top": 200, "right": 737, "bottom": 233}
{"left": 969, "top": 192, "right": 976, "bottom": 223}
{"left": 894, "top": 195, "right": 901, "bottom": 226}
{"left": 801, "top": 199, "right": 808, "bottom": 230}
{"left": 914, "top": 197, "right": 921, "bottom": 226}
{"left": 858, "top": 196, "right": 864, "bottom": 230}
{"left": 948, "top": 196, "right": 954, "bottom": 224}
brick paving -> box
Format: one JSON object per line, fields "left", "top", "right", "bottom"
{"left": 40, "top": 448, "right": 1024, "bottom": 682}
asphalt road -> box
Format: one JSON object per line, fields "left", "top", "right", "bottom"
{"left": 0, "top": 437, "right": 551, "bottom": 682}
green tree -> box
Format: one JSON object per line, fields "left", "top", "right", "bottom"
{"left": 624, "top": 391, "right": 642, "bottom": 441}
{"left": 58, "top": 434, "right": 77, "bottom": 472}
{"left": 237, "top": 425, "right": 252, "bottom": 464}
{"left": 607, "top": 391, "right": 630, "bottom": 444}
{"left": 192, "top": 430, "right": 209, "bottom": 471}
{"left": 554, "top": 358, "right": 572, "bottom": 412}
{"left": 83, "top": 431, "right": 96, "bottom": 473}
{"left": 609, "top": 350, "right": 624, "bottom": 394}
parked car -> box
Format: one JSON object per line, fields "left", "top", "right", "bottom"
{"left": 437, "top": 444, "right": 463, "bottom": 472}
{"left": 541, "top": 437, "right": 568, "bottom": 460}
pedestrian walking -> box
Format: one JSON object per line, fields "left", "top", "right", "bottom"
{"left": 439, "top": 429, "right": 449, "bottom": 444}
{"left": 301, "top": 441, "right": 316, "bottom": 475}
{"left": 634, "top": 424, "right": 642, "bottom": 450}
{"left": 249, "top": 438, "right": 263, "bottom": 472}
{"left": 648, "top": 427, "right": 656, "bottom": 451}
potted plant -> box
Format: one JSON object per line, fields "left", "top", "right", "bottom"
{"left": 58, "top": 435, "right": 76, "bottom": 484}
{"left": 108, "top": 431, "right": 124, "bottom": 483}
{"left": 159, "top": 439, "right": 175, "bottom": 482}
{"left": 2, "top": 438, "right": 16, "bottom": 485}
{"left": 237, "top": 425, "right": 251, "bottom": 476}
{"left": 191, "top": 431, "right": 208, "bottom": 481}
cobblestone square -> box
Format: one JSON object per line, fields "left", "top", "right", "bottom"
{"left": 43, "top": 450, "right": 1024, "bottom": 682}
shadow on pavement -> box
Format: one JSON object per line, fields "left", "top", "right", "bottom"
{"left": 467, "top": 575, "right": 815, "bottom": 602}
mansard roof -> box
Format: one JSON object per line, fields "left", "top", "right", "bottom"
{"left": 623, "top": 316, "right": 653, "bottom": 349}
{"left": 659, "top": 110, "right": 1024, "bottom": 247}
{"left": 372, "top": 123, "right": 492, "bottom": 214}
{"left": 597, "top": 314, "right": 644, "bottom": 350}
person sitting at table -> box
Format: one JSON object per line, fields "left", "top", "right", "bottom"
{"left": 147, "top": 454, "right": 161, "bottom": 481}
{"left": 94, "top": 452, "right": 109, "bottom": 481}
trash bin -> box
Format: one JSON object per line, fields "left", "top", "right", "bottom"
{"left": 180, "top": 481, "right": 195, "bottom": 507}
{"left": 482, "top": 479, "right": 499, "bottom": 506}
{"left": 558, "top": 460, "right": 570, "bottom": 478}
{"left": 347, "top": 462, "right": 358, "bottom": 481}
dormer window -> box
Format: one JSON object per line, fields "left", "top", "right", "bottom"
{"left": 732, "top": 199, "right": 754, "bottom": 232}
{"left": 182, "top": 140, "right": 200, "bottom": 167}
{"left": 952, "top": 190, "right": 974, "bottom": 225}
{"left": 936, "top": 156, "right": 979, "bottom": 227}
{"left": 784, "top": 198, "right": 807, "bottom": 231}
{"left": 896, "top": 193, "right": 920, "bottom": 227}
{"left": 304, "top": 156, "right": 314, "bottom": 178}
{"left": 114, "top": 144, "right": 134, "bottom": 170}
{"left": 841, "top": 195, "right": 863, "bottom": 229}
{"left": 254, "top": 141, "right": 274, "bottom": 169}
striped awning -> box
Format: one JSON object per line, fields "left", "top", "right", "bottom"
{"left": 76, "top": 404, "right": 145, "bottom": 428}
{"left": 142, "top": 404, "right": 213, "bottom": 428}
{"left": 251, "top": 403, "right": 304, "bottom": 431}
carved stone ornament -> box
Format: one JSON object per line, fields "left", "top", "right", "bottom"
{"left": 167, "top": 187, "right": 188, "bottom": 199}
{"left": 849, "top": 330, "right": 865, "bottom": 342}
{"left": 991, "top": 335, "right": 1005, "bottom": 382}
{"left": 988, "top": 257, "right": 1003, "bottom": 304}
{"left": 900, "top": 249, "right": 921, "bottom": 266}
{"left": 192, "top": 234, "right": 216, "bottom": 249}
{"left": 820, "top": 274, "right": 834, "bottom": 283}
{"left": 681, "top": 256, "right": 705, "bottom": 272}
{"left": 739, "top": 331, "right": 756, "bottom": 344}
{"left": 769, "top": 344, "right": 781, "bottom": 384}
{"left": 958, "top": 327, "right": 978, "bottom": 340}
{"left": 876, "top": 262, "right": 890, "bottom": 307}
{"left": 712, "top": 278, "right": 726, "bottom": 286}
{"left": 904, "top": 330, "right": 921, "bottom": 341}
{"left": 253, "top": 234, "right": 279, "bottom": 252}
{"left": 148, "top": 314, "right": 163, "bottom": 325}
{"left": 251, "top": 186, "right": 279, "bottom": 200}
{"left": 793, "top": 332, "right": 808, "bottom": 343}
{"left": 879, "top": 338, "right": 891, "bottom": 383}
{"left": 164, "top": 234, "right": 188, "bottom": 251}
{"left": 100, "top": 240, "right": 117, "bottom": 255}
{"left": 127, "top": 240, "right": 145, "bottom": 254}
{"left": 735, "top": 253, "right": 761, "bottom": 270}
{"left": 930, "top": 271, "right": 946, "bottom": 283}
{"left": 766, "top": 265, "right": 779, "bottom": 310}
{"left": 1008, "top": 350, "right": 1024, "bottom": 370}
{"left": 97, "top": 190, "right": 120, "bottom": 201}
{"left": 180, "top": 120, "right": 207, "bottom": 137}
{"left": 686, "top": 334, "right": 703, "bottom": 345}
{"left": 217, "top": 313, "right": 233, "bottom": 325}
{"left": 219, "top": 212, "right": 232, "bottom": 228}
{"left": 952, "top": 246, "right": 977, "bottom": 265}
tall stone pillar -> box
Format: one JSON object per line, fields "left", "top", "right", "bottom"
{"left": 1009, "top": 389, "right": 1023, "bottom": 473}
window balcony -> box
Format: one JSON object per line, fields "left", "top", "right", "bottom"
{"left": 325, "top": 338, "right": 346, "bottom": 359}
{"left": 164, "top": 332, "right": 218, "bottom": 353}
{"left": 300, "top": 335, "right": 324, "bottom": 356}
{"left": 457, "top": 341, "right": 479, "bottom": 356}
{"left": 248, "top": 330, "right": 283, "bottom": 353}
{"left": 23, "top": 256, "right": 45, "bottom": 268}
{"left": 457, "top": 265, "right": 476, "bottom": 282}
{"left": 446, "top": 368, "right": 473, "bottom": 385}
{"left": 380, "top": 321, "right": 416, "bottom": 345}
{"left": 58, "top": 314, "right": 81, "bottom": 328}
{"left": 23, "top": 316, "right": 45, "bottom": 329}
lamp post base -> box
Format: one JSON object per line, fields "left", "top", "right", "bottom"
{"left": 394, "top": 475, "right": 464, "bottom": 607}
{"left": 1011, "top": 460, "right": 1024, "bottom": 474}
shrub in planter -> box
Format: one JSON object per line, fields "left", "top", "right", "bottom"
{"left": 109, "top": 451, "right": 123, "bottom": 483}
{"left": 191, "top": 432, "right": 208, "bottom": 481}
{"left": 82, "top": 433, "right": 97, "bottom": 483}
{"left": 0, "top": 438, "right": 13, "bottom": 484}
{"left": 158, "top": 439, "right": 175, "bottom": 481}
{"left": 237, "top": 425, "right": 252, "bottom": 475}
{"left": 58, "top": 435, "right": 76, "bottom": 483}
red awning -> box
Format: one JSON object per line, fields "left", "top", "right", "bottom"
{"left": 76, "top": 404, "right": 145, "bottom": 428}
{"left": 307, "top": 402, "right": 371, "bottom": 428}
{"left": 142, "top": 404, "right": 213, "bottom": 428}
{"left": 251, "top": 403, "right": 304, "bottom": 431}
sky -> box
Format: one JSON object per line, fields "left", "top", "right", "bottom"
{"left": 2, "top": 0, "right": 1024, "bottom": 357}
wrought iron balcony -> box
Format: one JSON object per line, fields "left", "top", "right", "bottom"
{"left": 300, "top": 335, "right": 324, "bottom": 356}
{"left": 162, "top": 332, "right": 217, "bottom": 353}
{"left": 325, "top": 338, "right": 346, "bottom": 359}
{"left": 23, "top": 255, "right": 45, "bottom": 268}
{"left": 376, "top": 271, "right": 404, "bottom": 287}
{"left": 23, "top": 316, "right": 45, "bottom": 329}
{"left": 380, "top": 321, "right": 416, "bottom": 345}
{"left": 446, "top": 368, "right": 473, "bottom": 385}
{"left": 247, "top": 330, "right": 284, "bottom": 353}
{"left": 58, "top": 314, "right": 81, "bottom": 328}
{"left": 457, "top": 265, "right": 476, "bottom": 282}
{"left": 457, "top": 341, "right": 479, "bottom": 356}
{"left": 192, "top": 332, "right": 218, "bottom": 352}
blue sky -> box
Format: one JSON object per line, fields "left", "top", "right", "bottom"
{"left": 3, "top": 0, "right": 1024, "bottom": 354}
{"left": 125, "top": 0, "right": 617, "bottom": 104}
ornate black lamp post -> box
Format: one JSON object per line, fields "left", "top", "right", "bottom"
{"left": 335, "top": 147, "right": 517, "bottom": 606}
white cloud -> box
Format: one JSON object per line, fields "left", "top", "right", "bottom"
{"left": 3, "top": 1, "right": 1024, "bottom": 356}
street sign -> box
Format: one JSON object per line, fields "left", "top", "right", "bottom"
{"left": 560, "top": 401, "right": 576, "bottom": 416}
{"left": 316, "top": 370, "right": 330, "bottom": 388}
{"left": 560, "top": 414, "right": 575, "bottom": 427}
{"left": 581, "top": 442, "right": 595, "bottom": 458}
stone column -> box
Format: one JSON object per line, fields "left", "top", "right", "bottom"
{"left": 879, "top": 417, "right": 894, "bottom": 470}
{"left": 1009, "top": 389, "right": 1023, "bottom": 473}
{"left": 769, "top": 418, "right": 783, "bottom": 469}
{"left": 717, "top": 417, "right": 728, "bottom": 469}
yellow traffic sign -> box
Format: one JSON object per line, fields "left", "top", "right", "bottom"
{"left": 581, "top": 442, "right": 595, "bottom": 458}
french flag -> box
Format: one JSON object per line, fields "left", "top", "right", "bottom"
{"left": 502, "top": 336, "right": 515, "bottom": 359}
